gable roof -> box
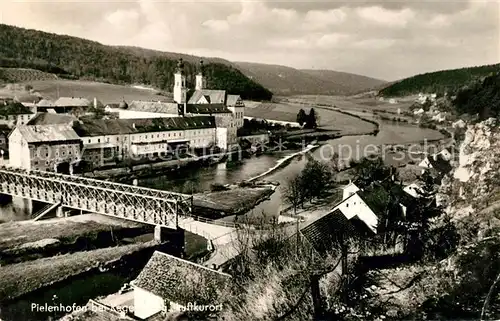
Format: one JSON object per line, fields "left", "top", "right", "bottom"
{"left": 27, "top": 113, "right": 77, "bottom": 126}
{"left": 133, "top": 251, "right": 231, "bottom": 305}
{"left": 226, "top": 95, "right": 242, "bottom": 107}
{"left": 73, "top": 116, "right": 216, "bottom": 137}
{"left": 36, "top": 99, "right": 55, "bottom": 107}
{"left": 14, "top": 93, "right": 42, "bottom": 104}
{"left": 128, "top": 101, "right": 179, "bottom": 114}
{"left": 54, "top": 97, "right": 91, "bottom": 108}
{"left": 427, "top": 154, "right": 453, "bottom": 174}
{"left": 202, "top": 95, "right": 211, "bottom": 103}
{"left": 0, "top": 101, "right": 33, "bottom": 116}
{"left": 15, "top": 125, "right": 80, "bottom": 143}
{"left": 300, "top": 209, "right": 373, "bottom": 254}
{"left": 185, "top": 104, "right": 232, "bottom": 114}
{"left": 188, "top": 89, "right": 226, "bottom": 105}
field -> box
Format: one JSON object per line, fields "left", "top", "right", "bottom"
{"left": 8, "top": 79, "right": 167, "bottom": 104}
{"left": 244, "top": 101, "right": 377, "bottom": 135}
{"left": 0, "top": 68, "right": 57, "bottom": 83}
{"left": 0, "top": 214, "right": 145, "bottom": 251}
{"left": 283, "top": 94, "right": 415, "bottom": 114}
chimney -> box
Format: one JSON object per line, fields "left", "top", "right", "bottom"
{"left": 183, "top": 103, "right": 187, "bottom": 116}
{"left": 132, "top": 123, "right": 136, "bottom": 129}
{"left": 94, "top": 97, "right": 97, "bottom": 109}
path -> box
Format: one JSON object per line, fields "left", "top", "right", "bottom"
{"left": 203, "top": 202, "right": 335, "bottom": 268}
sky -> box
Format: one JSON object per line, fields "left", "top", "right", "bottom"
{"left": 1, "top": 0, "right": 499, "bottom": 81}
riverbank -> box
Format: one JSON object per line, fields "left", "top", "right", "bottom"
{"left": 81, "top": 154, "right": 229, "bottom": 181}
{"left": 247, "top": 143, "right": 320, "bottom": 183}
{"left": 0, "top": 241, "right": 157, "bottom": 302}
{"left": 0, "top": 215, "right": 151, "bottom": 265}
{"left": 192, "top": 183, "right": 278, "bottom": 218}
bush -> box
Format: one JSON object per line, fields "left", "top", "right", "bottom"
{"left": 210, "top": 183, "right": 229, "bottom": 192}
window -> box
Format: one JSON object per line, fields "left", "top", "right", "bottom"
{"left": 62, "top": 152, "right": 65, "bottom": 156}
{"left": 98, "top": 139, "right": 101, "bottom": 143}
{"left": 69, "top": 151, "right": 72, "bottom": 155}
{"left": 88, "top": 139, "right": 91, "bottom": 143}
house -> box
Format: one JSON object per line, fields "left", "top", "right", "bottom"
{"left": 418, "top": 149, "right": 453, "bottom": 175}
{"left": 27, "top": 112, "right": 77, "bottom": 126}
{"left": 0, "top": 124, "right": 10, "bottom": 156}
{"left": 132, "top": 251, "right": 231, "bottom": 320}
{"left": 45, "top": 97, "right": 102, "bottom": 114}
{"left": 300, "top": 208, "right": 375, "bottom": 255}
{"left": 8, "top": 124, "right": 81, "bottom": 171}
{"left": 0, "top": 101, "right": 36, "bottom": 127}
{"left": 13, "top": 93, "right": 42, "bottom": 106}
{"left": 73, "top": 116, "right": 218, "bottom": 164}
{"left": 226, "top": 95, "right": 245, "bottom": 129}
{"left": 341, "top": 181, "right": 360, "bottom": 200}
{"left": 330, "top": 190, "right": 379, "bottom": 233}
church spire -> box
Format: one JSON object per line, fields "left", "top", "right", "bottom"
{"left": 174, "top": 58, "right": 187, "bottom": 103}
{"left": 176, "top": 58, "right": 185, "bottom": 73}
{"left": 198, "top": 59, "right": 204, "bottom": 75}
{"left": 195, "top": 59, "right": 206, "bottom": 91}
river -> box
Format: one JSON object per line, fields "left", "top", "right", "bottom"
{"left": 0, "top": 120, "right": 443, "bottom": 223}
{"left": 138, "top": 120, "right": 444, "bottom": 223}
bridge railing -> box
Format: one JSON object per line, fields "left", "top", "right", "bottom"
{"left": 0, "top": 165, "right": 193, "bottom": 217}
{"left": 180, "top": 213, "right": 241, "bottom": 228}
{"left": 0, "top": 166, "right": 180, "bottom": 228}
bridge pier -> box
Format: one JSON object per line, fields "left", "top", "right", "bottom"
{"left": 56, "top": 206, "right": 64, "bottom": 218}
{"left": 12, "top": 197, "right": 33, "bottom": 217}
{"left": 154, "top": 226, "right": 185, "bottom": 257}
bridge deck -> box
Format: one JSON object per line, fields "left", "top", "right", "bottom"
{"left": 0, "top": 166, "right": 240, "bottom": 233}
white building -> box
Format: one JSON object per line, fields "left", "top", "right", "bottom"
{"left": 8, "top": 124, "right": 81, "bottom": 171}
{"left": 132, "top": 251, "right": 231, "bottom": 320}
{"left": 73, "top": 116, "right": 219, "bottom": 164}
{"left": 341, "top": 182, "right": 360, "bottom": 200}
{"left": 331, "top": 192, "right": 378, "bottom": 233}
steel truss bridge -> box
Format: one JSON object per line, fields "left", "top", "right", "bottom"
{"left": 0, "top": 166, "right": 193, "bottom": 229}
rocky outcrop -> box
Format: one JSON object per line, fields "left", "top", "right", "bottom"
{"left": 437, "top": 118, "right": 500, "bottom": 213}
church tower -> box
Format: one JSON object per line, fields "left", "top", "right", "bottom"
{"left": 195, "top": 59, "right": 206, "bottom": 91}
{"left": 173, "top": 58, "right": 187, "bottom": 104}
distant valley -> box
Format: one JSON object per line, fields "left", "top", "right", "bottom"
{"left": 234, "top": 62, "right": 387, "bottom": 96}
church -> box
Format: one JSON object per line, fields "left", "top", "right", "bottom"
{"left": 105, "top": 58, "right": 246, "bottom": 150}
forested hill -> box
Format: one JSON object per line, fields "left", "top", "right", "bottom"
{"left": 0, "top": 24, "right": 273, "bottom": 101}
{"left": 454, "top": 72, "right": 500, "bottom": 120}
{"left": 379, "top": 63, "right": 500, "bottom": 97}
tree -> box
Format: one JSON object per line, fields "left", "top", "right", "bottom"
{"left": 304, "top": 108, "right": 318, "bottom": 129}
{"left": 300, "top": 157, "right": 331, "bottom": 201}
{"left": 284, "top": 174, "right": 304, "bottom": 215}
{"left": 405, "top": 172, "right": 443, "bottom": 260}
{"left": 352, "top": 156, "right": 393, "bottom": 189}
{"left": 296, "top": 109, "right": 307, "bottom": 126}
